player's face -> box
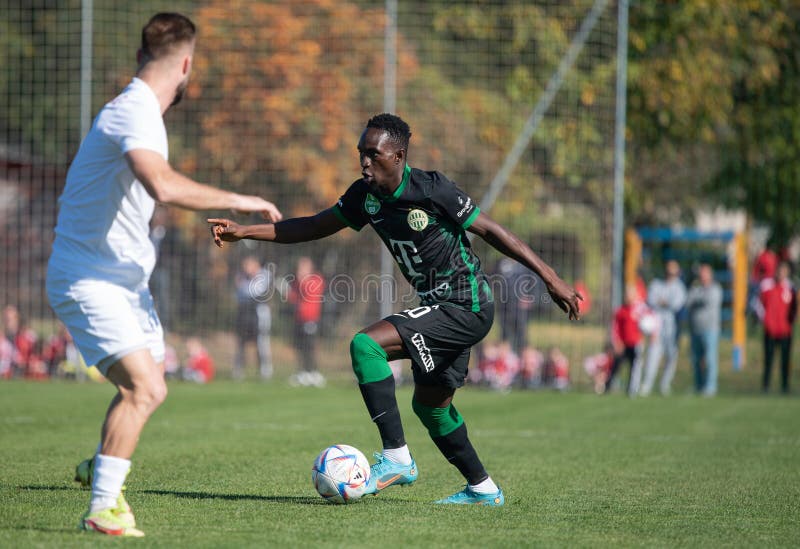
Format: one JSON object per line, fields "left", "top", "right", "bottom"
{"left": 357, "top": 128, "right": 404, "bottom": 195}
{"left": 171, "top": 45, "right": 195, "bottom": 107}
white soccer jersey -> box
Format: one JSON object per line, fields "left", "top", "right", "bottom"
{"left": 50, "top": 77, "right": 167, "bottom": 288}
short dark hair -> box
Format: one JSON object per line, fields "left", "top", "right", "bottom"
{"left": 366, "top": 113, "right": 411, "bottom": 150}
{"left": 141, "top": 13, "right": 196, "bottom": 61}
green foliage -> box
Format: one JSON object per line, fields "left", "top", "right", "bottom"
{"left": 0, "top": 2, "right": 82, "bottom": 161}
{"left": 626, "top": 0, "right": 800, "bottom": 241}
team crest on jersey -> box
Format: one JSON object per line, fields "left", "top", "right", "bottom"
{"left": 407, "top": 209, "right": 429, "bottom": 231}
{"left": 364, "top": 193, "right": 381, "bottom": 215}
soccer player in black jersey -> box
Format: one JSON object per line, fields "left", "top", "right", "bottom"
{"left": 209, "top": 113, "right": 582, "bottom": 505}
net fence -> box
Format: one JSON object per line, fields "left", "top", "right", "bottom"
{"left": 0, "top": 0, "right": 619, "bottom": 386}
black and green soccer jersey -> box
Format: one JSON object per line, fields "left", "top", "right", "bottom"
{"left": 332, "top": 164, "right": 492, "bottom": 312}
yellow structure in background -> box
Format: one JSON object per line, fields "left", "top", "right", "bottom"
{"left": 732, "top": 233, "right": 748, "bottom": 370}
{"left": 624, "top": 227, "right": 642, "bottom": 291}
{"left": 624, "top": 227, "right": 748, "bottom": 370}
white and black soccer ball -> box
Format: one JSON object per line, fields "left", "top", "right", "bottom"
{"left": 311, "top": 444, "right": 370, "bottom": 504}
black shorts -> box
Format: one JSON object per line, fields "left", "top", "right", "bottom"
{"left": 385, "top": 302, "right": 494, "bottom": 389}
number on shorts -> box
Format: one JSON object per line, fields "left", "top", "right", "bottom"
{"left": 401, "top": 305, "right": 440, "bottom": 319}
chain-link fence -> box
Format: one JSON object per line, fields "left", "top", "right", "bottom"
{"left": 1, "top": 0, "right": 620, "bottom": 385}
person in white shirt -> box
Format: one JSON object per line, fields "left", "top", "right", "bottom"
{"left": 46, "top": 13, "right": 281, "bottom": 537}
{"left": 640, "top": 260, "right": 687, "bottom": 396}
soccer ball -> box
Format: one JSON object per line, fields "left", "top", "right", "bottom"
{"left": 311, "top": 444, "right": 371, "bottom": 504}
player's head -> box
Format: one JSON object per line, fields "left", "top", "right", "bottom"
{"left": 138, "top": 13, "right": 196, "bottom": 106}
{"left": 366, "top": 113, "right": 411, "bottom": 151}
{"left": 665, "top": 259, "right": 681, "bottom": 279}
{"left": 777, "top": 260, "right": 792, "bottom": 280}
{"left": 241, "top": 255, "right": 261, "bottom": 277}
{"left": 358, "top": 114, "right": 412, "bottom": 195}
{"left": 698, "top": 263, "right": 714, "bottom": 285}
{"left": 296, "top": 256, "right": 315, "bottom": 279}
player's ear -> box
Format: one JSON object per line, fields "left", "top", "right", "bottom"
{"left": 395, "top": 148, "right": 406, "bottom": 164}
{"left": 182, "top": 54, "right": 192, "bottom": 76}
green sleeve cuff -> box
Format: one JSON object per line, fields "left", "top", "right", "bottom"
{"left": 461, "top": 206, "right": 481, "bottom": 229}
{"left": 332, "top": 205, "right": 363, "bottom": 231}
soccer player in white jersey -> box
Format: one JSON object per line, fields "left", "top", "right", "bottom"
{"left": 46, "top": 13, "right": 281, "bottom": 537}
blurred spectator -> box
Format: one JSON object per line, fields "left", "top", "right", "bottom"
{"left": 686, "top": 264, "right": 723, "bottom": 396}
{"left": 584, "top": 342, "right": 615, "bottom": 395}
{"left": 542, "top": 347, "right": 569, "bottom": 391}
{"left": 495, "top": 258, "right": 535, "bottom": 357}
{"left": 573, "top": 280, "right": 592, "bottom": 317}
{"left": 605, "top": 285, "right": 647, "bottom": 396}
{"left": 52, "top": 327, "right": 90, "bottom": 381}
{"left": 163, "top": 343, "right": 180, "bottom": 380}
{"left": 519, "top": 346, "right": 545, "bottom": 389}
{"left": 758, "top": 261, "right": 797, "bottom": 394}
{"left": 184, "top": 337, "right": 215, "bottom": 383}
{"left": 474, "top": 341, "right": 520, "bottom": 392}
{"left": 0, "top": 334, "right": 12, "bottom": 379}
{"left": 24, "top": 344, "right": 48, "bottom": 380}
{"left": 41, "top": 322, "right": 72, "bottom": 378}
{"left": 388, "top": 359, "right": 405, "bottom": 386}
{"left": 749, "top": 244, "right": 779, "bottom": 322}
{"left": 234, "top": 255, "right": 273, "bottom": 381}
{"left": 2, "top": 304, "right": 38, "bottom": 378}
{"left": 752, "top": 245, "right": 779, "bottom": 283}
{"left": 288, "top": 256, "right": 326, "bottom": 388}
{"left": 640, "top": 260, "right": 687, "bottom": 396}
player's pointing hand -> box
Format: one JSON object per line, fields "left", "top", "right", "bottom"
{"left": 208, "top": 218, "right": 244, "bottom": 248}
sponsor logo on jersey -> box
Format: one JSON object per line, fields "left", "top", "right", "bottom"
{"left": 364, "top": 193, "right": 381, "bottom": 215}
{"left": 456, "top": 197, "right": 472, "bottom": 218}
{"left": 407, "top": 209, "right": 429, "bottom": 231}
{"left": 411, "top": 332, "right": 435, "bottom": 372}
{"left": 417, "top": 282, "right": 450, "bottom": 300}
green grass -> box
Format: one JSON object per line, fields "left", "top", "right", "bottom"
{"left": 1, "top": 379, "right": 798, "bottom": 548}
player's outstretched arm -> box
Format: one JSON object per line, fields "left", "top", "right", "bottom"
{"left": 126, "top": 149, "right": 282, "bottom": 221}
{"left": 209, "top": 208, "right": 346, "bottom": 248}
{"left": 468, "top": 212, "right": 583, "bottom": 320}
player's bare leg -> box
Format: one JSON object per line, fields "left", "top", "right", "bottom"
{"left": 81, "top": 349, "right": 166, "bottom": 536}
{"left": 353, "top": 320, "right": 418, "bottom": 494}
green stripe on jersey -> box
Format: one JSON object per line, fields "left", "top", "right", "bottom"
{"left": 459, "top": 238, "right": 481, "bottom": 312}
{"left": 462, "top": 206, "right": 480, "bottom": 229}
{"left": 383, "top": 163, "right": 412, "bottom": 203}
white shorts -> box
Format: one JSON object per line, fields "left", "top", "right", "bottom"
{"left": 46, "top": 268, "right": 165, "bottom": 374}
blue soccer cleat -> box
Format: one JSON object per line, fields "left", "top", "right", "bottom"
{"left": 363, "top": 452, "right": 418, "bottom": 495}
{"left": 434, "top": 485, "right": 505, "bottom": 506}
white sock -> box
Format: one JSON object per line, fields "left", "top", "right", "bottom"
{"left": 382, "top": 445, "right": 412, "bottom": 465}
{"left": 89, "top": 454, "right": 130, "bottom": 513}
{"left": 469, "top": 476, "right": 499, "bottom": 494}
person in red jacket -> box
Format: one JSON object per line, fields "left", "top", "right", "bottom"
{"left": 288, "top": 256, "right": 326, "bottom": 387}
{"left": 605, "top": 285, "right": 648, "bottom": 396}
{"left": 759, "top": 260, "right": 797, "bottom": 393}
{"left": 184, "top": 337, "right": 215, "bottom": 383}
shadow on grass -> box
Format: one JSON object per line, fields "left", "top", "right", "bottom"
{"left": 18, "top": 485, "right": 76, "bottom": 491}
{"left": 142, "top": 489, "right": 325, "bottom": 505}
{"left": 17, "top": 484, "right": 411, "bottom": 505}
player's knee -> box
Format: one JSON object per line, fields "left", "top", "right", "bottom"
{"left": 412, "top": 399, "right": 464, "bottom": 438}
{"left": 131, "top": 374, "right": 168, "bottom": 414}
{"left": 150, "top": 376, "right": 168, "bottom": 407}
{"left": 349, "top": 333, "right": 392, "bottom": 384}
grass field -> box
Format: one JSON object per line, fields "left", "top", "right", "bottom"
{"left": 1, "top": 378, "right": 798, "bottom": 547}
